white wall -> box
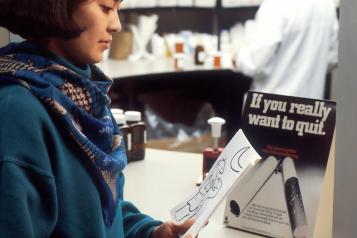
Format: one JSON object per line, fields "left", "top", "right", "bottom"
{"left": 332, "top": 0, "right": 357, "bottom": 237}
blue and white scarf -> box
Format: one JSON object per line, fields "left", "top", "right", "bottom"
{"left": 0, "top": 41, "right": 126, "bottom": 226}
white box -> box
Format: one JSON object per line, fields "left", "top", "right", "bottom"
{"left": 224, "top": 163, "right": 294, "bottom": 238}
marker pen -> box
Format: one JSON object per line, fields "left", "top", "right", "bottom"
{"left": 282, "top": 157, "right": 308, "bottom": 238}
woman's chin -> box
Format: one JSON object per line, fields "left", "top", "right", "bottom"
{"left": 88, "top": 55, "right": 103, "bottom": 64}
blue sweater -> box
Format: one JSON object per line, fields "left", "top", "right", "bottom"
{"left": 0, "top": 83, "right": 162, "bottom": 237}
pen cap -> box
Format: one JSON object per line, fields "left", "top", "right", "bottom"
{"left": 125, "top": 111, "right": 141, "bottom": 122}
{"left": 208, "top": 117, "right": 225, "bottom": 138}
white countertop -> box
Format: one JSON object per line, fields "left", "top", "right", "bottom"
{"left": 97, "top": 57, "right": 233, "bottom": 79}
{"left": 123, "top": 149, "right": 263, "bottom": 238}
{"left": 123, "top": 148, "right": 334, "bottom": 238}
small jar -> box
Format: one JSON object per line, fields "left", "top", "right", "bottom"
{"left": 175, "top": 41, "right": 184, "bottom": 54}
{"left": 112, "top": 111, "right": 131, "bottom": 160}
{"left": 194, "top": 44, "right": 205, "bottom": 65}
{"left": 174, "top": 39, "right": 185, "bottom": 71}
{"left": 124, "top": 111, "right": 146, "bottom": 162}
{"left": 174, "top": 53, "right": 184, "bottom": 71}
{"left": 213, "top": 52, "right": 222, "bottom": 69}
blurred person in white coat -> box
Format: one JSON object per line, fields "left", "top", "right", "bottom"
{"left": 234, "top": 0, "right": 339, "bottom": 99}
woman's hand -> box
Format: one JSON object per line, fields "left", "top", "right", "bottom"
{"left": 150, "top": 219, "right": 195, "bottom": 238}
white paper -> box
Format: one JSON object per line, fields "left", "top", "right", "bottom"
{"left": 170, "top": 129, "right": 261, "bottom": 237}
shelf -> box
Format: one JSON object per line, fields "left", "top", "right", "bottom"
{"left": 122, "top": 7, "right": 215, "bottom": 12}
{"left": 102, "top": 58, "right": 252, "bottom": 140}
{"left": 119, "top": 3, "right": 259, "bottom": 37}
{"left": 219, "top": 6, "right": 259, "bottom": 11}
{"left": 120, "top": 9, "right": 219, "bottom": 34}
{"left": 97, "top": 57, "right": 234, "bottom": 79}
{"left": 121, "top": 6, "right": 259, "bottom": 13}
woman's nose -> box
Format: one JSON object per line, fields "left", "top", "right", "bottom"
{"left": 109, "top": 10, "right": 121, "bottom": 33}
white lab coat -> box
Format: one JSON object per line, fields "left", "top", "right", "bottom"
{"left": 236, "top": 0, "right": 339, "bottom": 99}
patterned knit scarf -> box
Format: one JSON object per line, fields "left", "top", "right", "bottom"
{"left": 0, "top": 41, "right": 126, "bottom": 226}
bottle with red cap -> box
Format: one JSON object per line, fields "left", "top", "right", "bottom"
{"left": 199, "top": 117, "right": 226, "bottom": 185}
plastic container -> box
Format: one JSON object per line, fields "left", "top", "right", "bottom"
{"left": 125, "top": 111, "right": 147, "bottom": 162}
{"left": 112, "top": 111, "right": 131, "bottom": 159}
{"left": 194, "top": 44, "right": 205, "bottom": 65}
{"left": 202, "top": 117, "right": 226, "bottom": 180}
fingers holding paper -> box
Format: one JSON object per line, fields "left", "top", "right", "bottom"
{"left": 150, "top": 219, "right": 195, "bottom": 238}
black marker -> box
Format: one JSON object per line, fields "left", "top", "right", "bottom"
{"left": 282, "top": 157, "right": 308, "bottom": 238}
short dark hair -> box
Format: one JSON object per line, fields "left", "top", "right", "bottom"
{"left": 0, "top": 0, "right": 87, "bottom": 39}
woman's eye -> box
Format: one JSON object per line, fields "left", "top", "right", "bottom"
{"left": 101, "top": 5, "right": 113, "bottom": 13}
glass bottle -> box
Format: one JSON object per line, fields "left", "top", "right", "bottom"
{"left": 112, "top": 110, "right": 131, "bottom": 161}
{"left": 124, "top": 111, "right": 146, "bottom": 162}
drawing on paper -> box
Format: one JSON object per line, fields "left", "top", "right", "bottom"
{"left": 173, "top": 146, "right": 251, "bottom": 221}
{"left": 231, "top": 146, "right": 251, "bottom": 172}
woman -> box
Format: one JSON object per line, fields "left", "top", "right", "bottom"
{"left": 0, "top": 0, "right": 193, "bottom": 237}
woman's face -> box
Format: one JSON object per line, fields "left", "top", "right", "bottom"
{"left": 48, "top": 0, "right": 121, "bottom": 65}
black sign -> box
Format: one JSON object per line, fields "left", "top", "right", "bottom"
{"left": 241, "top": 91, "right": 336, "bottom": 166}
